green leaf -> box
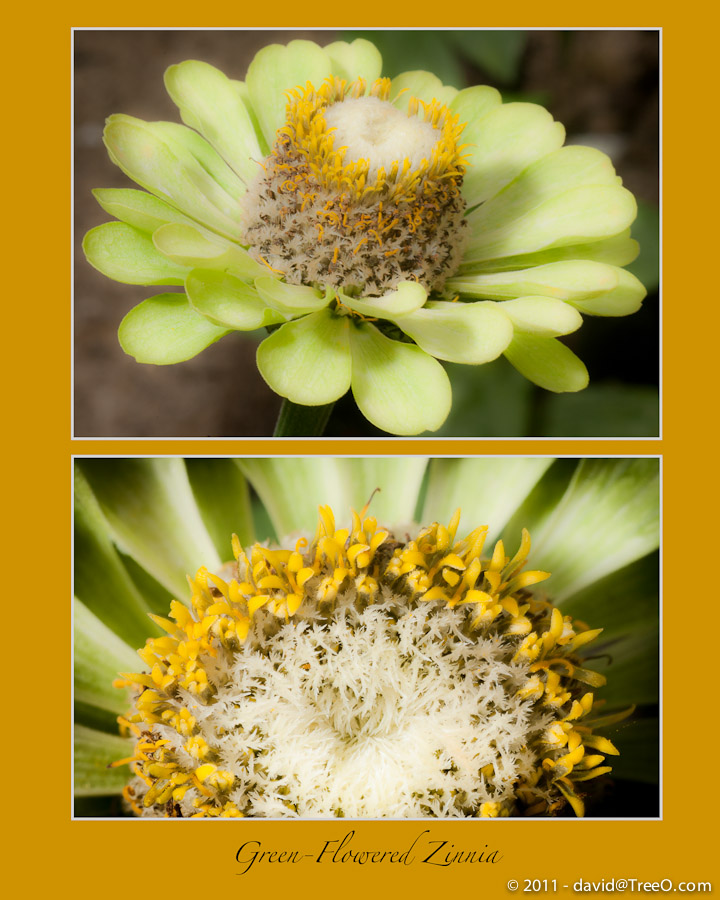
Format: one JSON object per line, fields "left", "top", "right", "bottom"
{"left": 543, "top": 383, "right": 659, "bottom": 437}
{"left": 118, "top": 293, "right": 230, "bottom": 365}
{"left": 256, "top": 309, "right": 352, "bottom": 406}
{"left": 185, "top": 458, "right": 254, "bottom": 560}
{"left": 74, "top": 725, "right": 131, "bottom": 797}
{"left": 348, "top": 323, "right": 452, "bottom": 434}
{"left": 83, "top": 222, "right": 188, "bottom": 285}
{"left": 449, "top": 31, "right": 527, "bottom": 84}
{"left": 504, "top": 333, "right": 589, "bottom": 392}
{"left": 77, "top": 458, "right": 221, "bottom": 599}
{"left": 344, "top": 30, "right": 465, "bottom": 89}
{"left": 625, "top": 200, "right": 659, "bottom": 294}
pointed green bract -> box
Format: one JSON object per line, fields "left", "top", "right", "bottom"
{"left": 257, "top": 309, "right": 352, "bottom": 405}
{"left": 74, "top": 598, "right": 138, "bottom": 714}
{"left": 514, "top": 459, "right": 660, "bottom": 602}
{"left": 92, "top": 188, "right": 198, "bottom": 234}
{"left": 504, "top": 334, "right": 589, "bottom": 392}
{"left": 397, "top": 301, "right": 514, "bottom": 363}
{"left": 246, "top": 40, "right": 332, "bottom": 147}
{"left": 74, "top": 465, "right": 159, "bottom": 647}
{"left": 421, "top": 458, "right": 554, "bottom": 544}
{"left": 186, "top": 269, "right": 286, "bottom": 330}
{"left": 184, "top": 459, "right": 255, "bottom": 560}
{"left": 325, "top": 39, "right": 383, "bottom": 84}
{"left": 498, "top": 297, "right": 583, "bottom": 336}
{"left": 236, "top": 458, "right": 429, "bottom": 538}
{"left": 118, "top": 293, "right": 230, "bottom": 364}
{"left": 348, "top": 323, "right": 452, "bottom": 434}
{"left": 74, "top": 725, "right": 132, "bottom": 796}
{"left": 83, "top": 223, "right": 188, "bottom": 286}
{"left": 164, "top": 60, "right": 262, "bottom": 186}
{"left": 78, "top": 458, "right": 221, "bottom": 599}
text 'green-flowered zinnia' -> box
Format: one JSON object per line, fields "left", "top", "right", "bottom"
{"left": 84, "top": 39, "right": 646, "bottom": 434}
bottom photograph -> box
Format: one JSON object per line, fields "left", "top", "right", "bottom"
{"left": 73, "top": 456, "right": 660, "bottom": 819}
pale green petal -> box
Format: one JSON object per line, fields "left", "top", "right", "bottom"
{"left": 92, "top": 188, "right": 198, "bottom": 233}
{"left": 246, "top": 40, "right": 332, "bottom": 147}
{"left": 460, "top": 103, "right": 565, "bottom": 208}
{"left": 325, "top": 39, "right": 383, "bottom": 84}
{"left": 153, "top": 121, "right": 248, "bottom": 201}
{"left": 397, "top": 300, "right": 514, "bottom": 363}
{"left": 341, "top": 281, "right": 427, "bottom": 318}
{"left": 254, "top": 276, "right": 329, "bottom": 314}
{"left": 390, "top": 71, "right": 458, "bottom": 107}
{"left": 152, "top": 223, "right": 266, "bottom": 281}
{"left": 498, "top": 297, "right": 583, "bottom": 336}
{"left": 449, "top": 85, "right": 502, "bottom": 131}
{"left": 118, "top": 293, "right": 230, "bottom": 365}
{"left": 459, "top": 231, "right": 640, "bottom": 274}
{"left": 103, "top": 115, "right": 243, "bottom": 237}
{"left": 464, "top": 145, "right": 634, "bottom": 262}
{"left": 84, "top": 223, "right": 188, "bottom": 286}
{"left": 186, "top": 269, "right": 287, "bottom": 330}
{"left": 448, "top": 260, "right": 620, "bottom": 300}
{"left": 421, "top": 458, "right": 554, "bottom": 545}
{"left": 504, "top": 333, "right": 589, "bottom": 392}
{"left": 164, "top": 60, "right": 262, "bottom": 185}
{"left": 568, "top": 268, "right": 647, "bottom": 316}
{"left": 78, "top": 459, "right": 221, "bottom": 599}
{"left": 348, "top": 324, "right": 451, "bottom": 434}
{"left": 74, "top": 598, "right": 139, "bottom": 714}
{"left": 256, "top": 308, "right": 352, "bottom": 405}
{"left": 507, "top": 459, "right": 660, "bottom": 602}
{"left": 238, "top": 458, "right": 430, "bottom": 538}
{"left": 231, "top": 79, "right": 270, "bottom": 156}
{"left": 74, "top": 465, "right": 158, "bottom": 648}
{"left": 184, "top": 458, "right": 255, "bottom": 560}
{"left": 74, "top": 725, "right": 132, "bottom": 796}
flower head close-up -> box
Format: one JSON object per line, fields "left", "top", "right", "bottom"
{"left": 74, "top": 457, "right": 660, "bottom": 818}
{"left": 81, "top": 35, "right": 650, "bottom": 436}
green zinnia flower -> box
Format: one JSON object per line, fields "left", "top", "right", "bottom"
{"left": 83, "top": 38, "right": 646, "bottom": 436}
{"left": 74, "top": 457, "right": 659, "bottom": 818}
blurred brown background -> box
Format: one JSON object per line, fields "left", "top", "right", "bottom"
{"left": 74, "top": 30, "right": 659, "bottom": 437}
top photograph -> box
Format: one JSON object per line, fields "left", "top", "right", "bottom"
{"left": 74, "top": 29, "right": 659, "bottom": 438}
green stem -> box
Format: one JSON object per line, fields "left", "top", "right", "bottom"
{"left": 273, "top": 399, "right": 335, "bottom": 437}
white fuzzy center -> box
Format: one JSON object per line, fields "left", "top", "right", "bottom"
{"left": 323, "top": 97, "right": 441, "bottom": 174}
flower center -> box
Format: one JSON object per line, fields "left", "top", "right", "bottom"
{"left": 114, "top": 507, "right": 617, "bottom": 819}
{"left": 240, "top": 77, "right": 469, "bottom": 297}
